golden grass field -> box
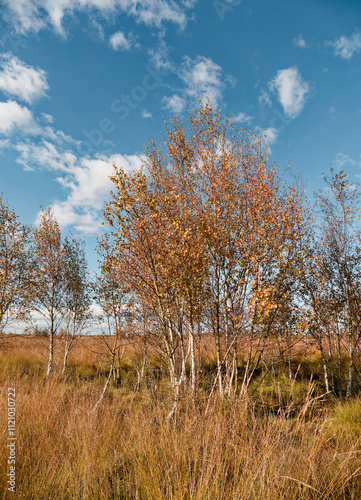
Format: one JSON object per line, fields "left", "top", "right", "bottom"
{"left": 1, "top": 334, "right": 361, "bottom": 499}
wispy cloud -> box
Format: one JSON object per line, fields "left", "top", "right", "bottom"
{"left": 2, "top": 0, "right": 196, "bottom": 35}
{"left": 329, "top": 30, "right": 361, "bottom": 60}
{"left": 0, "top": 54, "right": 49, "bottom": 104}
{"left": 293, "top": 34, "right": 308, "bottom": 49}
{"left": 160, "top": 54, "right": 232, "bottom": 114}
{"left": 109, "top": 31, "right": 134, "bottom": 51}
{"left": 179, "top": 55, "right": 231, "bottom": 109}
{"left": 41, "top": 113, "right": 54, "bottom": 124}
{"left": 259, "top": 89, "right": 272, "bottom": 108}
{"left": 15, "top": 140, "right": 77, "bottom": 172}
{"left": 328, "top": 106, "right": 336, "bottom": 119}
{"left": 141, "top": 109, "right": 152, "bottom": 119}
{"left": 233, "top": 112, "right": 253, "bottom": 124}
{"left": 334, "top": 152, "right": 361, "bottom": 171}
{"left": 269, "top": 67, "right": 311, "bottom": 119}
{"left": 15, "top": 138, "right": 143, "bottom": 233}
{"left": 163, "top": 94, "right": 186, "bottom": 114}
{"left": 50, "top": 153, "right": 144, "bottom": 233}
{"left": 148, "top": 40, "right": 174, "bottom": 71}
{"left": 262, "top": 127, "right": 278, "bottom": 144}
{"left": 0, "top": 98, "right": 79, "bottom": 146}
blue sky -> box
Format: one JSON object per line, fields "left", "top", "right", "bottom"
{"left": 0, "top": 0, "right": 361, "bottom": 273}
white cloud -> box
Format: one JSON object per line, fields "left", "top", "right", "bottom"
{"left": 148, "top": 40, "right": 174, "bottom": 71}
{"left": 3, "top": 0, "right": 195, "bottom": 35}
{"left": 0, "top": 54, "right": 49, "bottom": 104}
{"left": 52, "top": 153, "right": 144, "bottom": 233}
{"left": 334, "top": 152, "right": 361, "bottom": 171}
{"left": 331, "top": 30, "right": 361, "bottom": 59}
{"left": 109, "top": 31, "right": 133, "bottom": 51}
{"left": 0, "top": 99, "right": 78, "bottom": 143}
{"left": 269, "top": 67, "right": 310, "bottom": 119}
{"left": 179, "top": 55, "right": 228, "bottom": 108}
{"left": 15, "top": 139, "right": 143, "bottom": 233}
{"left": 0, "top": 100, "right": 36, "bottom": 134}
{"left": 262, "top": 127, "right": 278, "bottom": 144}
{"left": 233, "top": 112, "right": 253, "bottom": 123}
{"left": 15, "top": 140, "right": 77, "bottom": 171}
{"left": 141, "top": 109, "right": 152, "bottom": 118}
{"left": 41, "top": 112, "right": 54, "bottom": 123}
{"left": 293, "top": 34, "right": 308, "bottom": 49}
{"left": 160, "top": 56, "right": 231, "bottom": 113}
{"left": 163, "top": 94, "right": 186, "bottom": 114}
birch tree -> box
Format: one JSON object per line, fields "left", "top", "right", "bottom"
{"left": 0, "top": 195, "right": 33, "bottom": 332}
{"left": 32, "top": 207, "right": 66, "bottom": 376}
{"left": 62, "top": 235, "right": 91, "bottom": 374}
{"left": 90, "top": 257, "right": 132, "bottom": 412}
{"left": 101, "top": 102, "right": 308, "bottom": 416}
{"left": 312, "top": 170, "right": 361, "bottom": 396}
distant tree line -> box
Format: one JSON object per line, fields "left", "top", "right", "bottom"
{"left": 1, "top": 103, "right": 361, "bottom": 415}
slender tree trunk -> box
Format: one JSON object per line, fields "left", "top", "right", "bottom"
{"left": 62, "top": 317, "right": 75, "bottom": 376}
{"left": 167, "top": 379, "right": 181, "bottom": 422}
{"left": 47, "top": 310, "right": 54, "bottom": 376}
{"left": 180, "top": 327, "right": 188, "bottom": 385}
{"left": 240, "top": 343, "right": 252, "bottom": 396}
{"left": 189, "top": 330, "right": 196, "bottom": 396}
{"left": 215, "top": 266, "right": 223, "bottom": 397}
{"left": 47, "top": 331, "right": 54, "bottom": 376}
{"left": 346, "top": 336, "right": 353, "bottom": 397}
{"left": 233, "top": 342, "right": 238, "bottom": 397}
{"left": 167, "top": 327, "right": 186, "bottom": 421}
{"left": 326, "top": 332, "right": 335, "bottom": 391}
{"left": 287, "top": 335, "right": 292, "bottom": 380}
{"left": 91, "top": 352, "right": 115, "bottom": 413}
{"left": 320, "top": 342, "right": 330, "bottom": 393}
{"left": 227, "top": 350, "right": 235, "bottom": 398}
{"left": 139, "top": 348, "right": 147, "bottom": 384}
{"left": 187, "top": 297, "right": 196, "bottom": 395}
{"left": 337, "top": 334, "right": 343, "bottom": 397}
{"left": 225, "top": 310, "right": 230, "bottom": 395}
{"left": 62, "top": 338, "right": 70, "bottom": 376}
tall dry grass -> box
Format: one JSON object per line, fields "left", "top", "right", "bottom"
{"left": 1, "top": 336, "right": 360, "bottom": 499}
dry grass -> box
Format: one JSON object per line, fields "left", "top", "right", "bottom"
{"left": 1, "top": 336, "right": 361, "bottom": 499}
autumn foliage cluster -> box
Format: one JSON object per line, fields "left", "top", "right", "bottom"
{"left": 2, "top": 103, "right": 361, "bottom": 409}
{"left": 97, "top": 104, "right": 361, "bottom": 411}
{"left": 2, "top": 103, "right": 361, "bottom": 498}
